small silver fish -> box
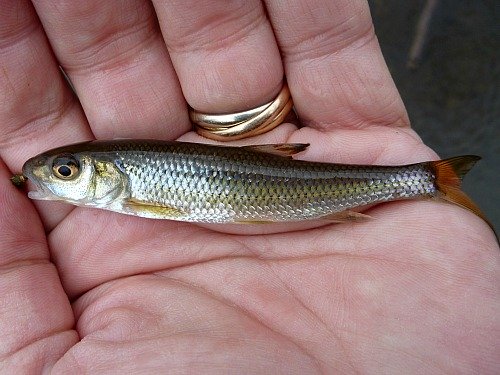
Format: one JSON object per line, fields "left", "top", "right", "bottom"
{"left": 20, "top": 140, "right": 487, "bottom": 225}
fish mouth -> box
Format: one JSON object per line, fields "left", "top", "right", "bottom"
{"left": 22, "top": 157, "right": 57, "bottom": 201}
{"left": 27, "top": 188, "right": 54, "bottom": 200}
{"left": 25, "top": 176, "right": 56, "bottom": 201}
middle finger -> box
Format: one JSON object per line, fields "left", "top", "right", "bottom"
{"left": 153, "top": 0, "right": 284, "bottom": 113}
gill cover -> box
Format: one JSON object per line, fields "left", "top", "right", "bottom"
{"left": 22, "top": 152, "right": 126, "bottom": 206}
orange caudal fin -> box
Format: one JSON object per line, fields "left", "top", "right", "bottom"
{"left": 430, "top": 156, "right": 491, "bottom": 228}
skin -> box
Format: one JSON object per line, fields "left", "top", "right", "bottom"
{"left": 0, "top": 0, "right": 498, "bottom": 373}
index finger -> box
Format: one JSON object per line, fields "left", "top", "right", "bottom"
{"left": 0, "top": 0, "right": 94, "bottom": 229}
{"left": 31, "top": 0, "right": 191, "bottom": 140}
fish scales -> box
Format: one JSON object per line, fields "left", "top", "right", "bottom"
{"left": 22, "top": 140, "right": 486, "bottom": 226}
{"left": 90, "top": 141, "right": 436, "bottom": 222}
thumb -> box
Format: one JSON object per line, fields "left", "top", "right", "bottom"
{"left": 0, "top": 159, "right": 77, "bottom": 371}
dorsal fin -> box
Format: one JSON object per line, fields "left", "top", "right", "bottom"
{"left": 243, "top": 143, "right": 309, "bottom": 158}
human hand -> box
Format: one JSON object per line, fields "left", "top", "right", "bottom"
{"left": 1, "top": 1, "right": 498, "bottom": 373}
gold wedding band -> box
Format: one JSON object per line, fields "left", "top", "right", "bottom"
{"left": 190, "top": 82, "right": 293, "bottom": 141}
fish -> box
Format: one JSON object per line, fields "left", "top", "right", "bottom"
{"left": 19, "top": 139, "right": 487, "bottom": 225}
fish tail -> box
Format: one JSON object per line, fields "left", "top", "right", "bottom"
{"left": 429, "top": 155, "right": 491, "bottom": 227}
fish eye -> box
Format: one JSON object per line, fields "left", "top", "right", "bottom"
{"left": 52, "top": 154, "right": 80, "bottom": 180}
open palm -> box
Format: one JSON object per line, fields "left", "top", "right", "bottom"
{"left": 1, "top": 1, "right": 498, "bottom": 373}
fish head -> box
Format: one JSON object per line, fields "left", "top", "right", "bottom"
{"left": 22, "top": 150, "right": 126, "bottom": 206}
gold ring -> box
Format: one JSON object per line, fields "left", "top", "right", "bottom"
{"left": 190, "top": 82, "right": 293, "bottom": 141}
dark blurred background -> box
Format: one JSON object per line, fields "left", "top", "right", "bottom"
{"left": 368, "top": 0, "right": 499, "bottom": 231}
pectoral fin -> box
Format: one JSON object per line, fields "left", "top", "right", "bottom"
{"left": 125, "top": 198, "right": 185, "bottom": 219}
{"left": 243, "top": 143, "right": 309, "bottom": 158}
{"left": 320, "top": 210, "right": 372, "bottom": 223}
